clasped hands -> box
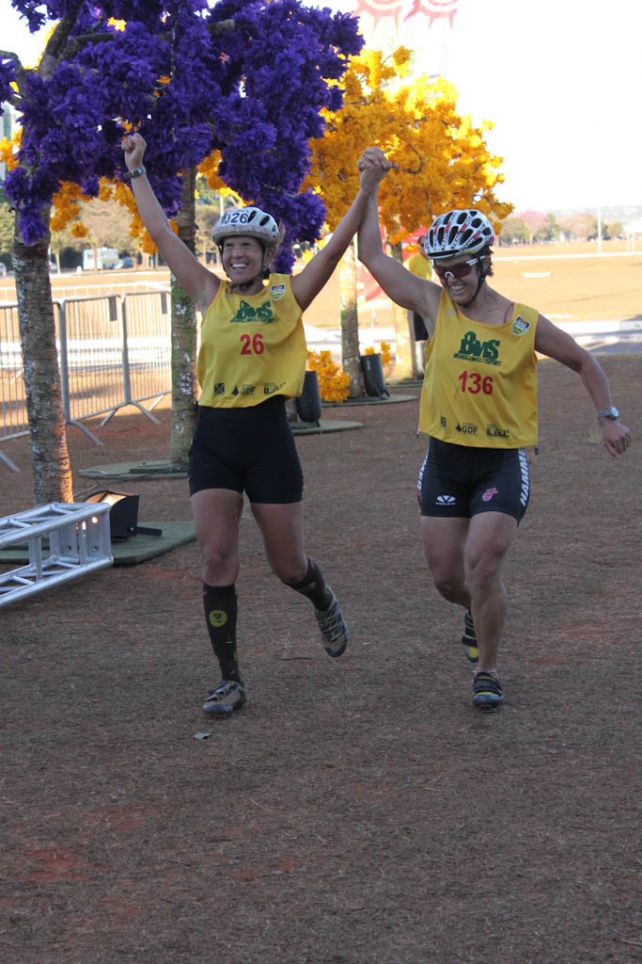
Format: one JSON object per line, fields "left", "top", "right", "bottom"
{"left": 358, "top": 146, "right": 393, "bottom": 190}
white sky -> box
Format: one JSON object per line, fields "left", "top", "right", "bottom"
{"left": 2, "top": 0, "right": 641, "bottom": 213}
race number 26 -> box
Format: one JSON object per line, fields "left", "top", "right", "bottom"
{"left": 240, "top": 333, "right": 265, "bottom": 355}
{"left": 458, "top": 370, "right": 493, "bottom": 395}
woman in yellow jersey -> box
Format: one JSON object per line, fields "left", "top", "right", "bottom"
{"left": 357, "top": 147, "right": 631, "bottom": 711}
{"left": 122, "top": 132, "right": 381, "bottom": 718}
{"left": 406, "top": 235, "right": 432, "bottom": 342}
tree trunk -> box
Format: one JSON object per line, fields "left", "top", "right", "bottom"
{"left": 339, "top": 238, "right": 363, "bottom": 398}
{"left": 169, "top": 168, "right": 199, "bottom": 468}
{"left": 13, "top": 226, "right": 73, "bottom": 504}
{"left": 390, "top": 241, "right": 414, "bottom": 380}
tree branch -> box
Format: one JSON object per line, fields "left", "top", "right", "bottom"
{"left": 0, "top": 49, "right": 28, "bottom": 94}
{"left": 0, "top": 49, "right": 22, "bottom": 65}
{"left": 63, "top": 32, "right": 115, "bottom": 58}
{"left": 39, "top": 1, "right": 86, "bottom": 78}
{"left": 208, "top": 19, "right": 238, "bottom": 36}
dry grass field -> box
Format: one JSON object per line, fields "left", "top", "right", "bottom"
{"left": 491, "top": 241, "right": 642, "bottom": 323}
{"left": 1, "top": 240, "right": 640, "bottom": 330}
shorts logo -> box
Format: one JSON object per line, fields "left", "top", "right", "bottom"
{"left": 270, "top": 283, "right": 286, "bottom": 301}
{"left": 482, "top": 487, "right": 499, "bottom": 503}
{"left": 214, "top": 382, "right": 225, "bottom": 395}
{"left": 519, "top": 449, "right": 530, "bottom": 507}
{"left": 456, "top": 422, "right": 478, "bottom": 435}
{"left": 512, "top": 315, "right": 531, "bottom": 336}
{"left": 436, "top": 494, "right": 456, "bottom": 505}
{"left": 208, "top": 609, "right": 228, "bottom": 628}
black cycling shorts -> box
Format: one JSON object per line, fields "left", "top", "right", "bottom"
{"left": 412, "top": 311, "right": 429, "bottom": 341}
{"left": 417, "top": 437, "right": 530, "bottom": 522}
{"left": 188, "top": 396, "right": 303, "bottom": 503}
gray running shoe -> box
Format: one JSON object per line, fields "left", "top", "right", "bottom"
{"left": 314, "top": 586, "right": 349, "bottom": 658}
{"left": 472, "top": 672, "right": 503, "bottom": 711}
{"left": 202, "top": 680, "right": 246, "bottom": 717}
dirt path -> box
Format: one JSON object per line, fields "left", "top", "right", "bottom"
{"left": 1, "top": 356, "right": 640, "bottom": 963}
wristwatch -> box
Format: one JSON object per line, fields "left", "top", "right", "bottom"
{"left": 596, "top": 406, "right": 620, "bottom": 420}
{"left": 122, "top": 165, "right": 146, "bottom": 180}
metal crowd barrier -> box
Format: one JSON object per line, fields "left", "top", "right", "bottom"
{"left": 0, "top": 303, "right": 29, "bottom": 471}
{"left": 0, "top": 292, "right": 172, "bottom": 470}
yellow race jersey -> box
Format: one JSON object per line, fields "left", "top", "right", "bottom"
{"left": 406, "top": 252, "right": 432, "bottom": 281}
{"left": 418, "top": 291, "right": 539, "bottom": 448}
{"left": 197, "top": 274, "right": 307, "bottom": 408}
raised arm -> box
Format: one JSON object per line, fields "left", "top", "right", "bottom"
{"left": 534, "top": 314, "right": 631, "bottom": 458}
{"left": 357, "top": 148, "right": 441, "bottom": 324}
{"left": 291, "top": 157, "right": 390, "bottom": 312}
{"left": 122, "top": 133, "right": 218, "bottom": 312}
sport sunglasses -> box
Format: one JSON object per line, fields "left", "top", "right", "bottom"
{"left": 432, "top": 257, "right": 481, "bottom": 281}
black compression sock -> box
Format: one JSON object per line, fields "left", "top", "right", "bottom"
{"left": 284, "top": 557, "right": 331, "bottom": 610}
{"left": 202, "top": 583, "right": 241, "bottom": 683}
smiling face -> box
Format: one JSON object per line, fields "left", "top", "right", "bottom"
{"left": 221, "top": 235, "right": 266, "bottom": 290}
{"left": 432, "top": 254, "right": 487, "bottom": 303}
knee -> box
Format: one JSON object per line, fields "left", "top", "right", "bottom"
{"left": 274, "top": 556, "right": 307, "bottom": 585}
{"left": 432, "top": 572, "right": 466, "bottom": 603}
{"left": 200, "top": 544, "right": 237, "bottom": 584}
{"left": 465, "top": 553, "right": 503, "bottom": 594}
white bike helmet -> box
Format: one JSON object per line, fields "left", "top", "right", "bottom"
{"left": 212, "top": 206, "right": 280, "bottom": 248}
{"left": 425, "top": 209, "right": 495, "bottom": 260}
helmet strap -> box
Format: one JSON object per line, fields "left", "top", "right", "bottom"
{"left": 462, "top": 258, "right": 489, "bottom": 308}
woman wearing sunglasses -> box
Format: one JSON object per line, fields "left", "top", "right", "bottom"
{"left": 357, "top": 147, "right": 631, "bottom": 711}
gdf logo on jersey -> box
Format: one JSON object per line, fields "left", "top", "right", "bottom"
{"left": 436, "top": 494, "right": 456, "bottom": 505}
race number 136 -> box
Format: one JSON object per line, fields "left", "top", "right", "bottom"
{"left": 458, "top": 370, "right": 493, "bottom": 395}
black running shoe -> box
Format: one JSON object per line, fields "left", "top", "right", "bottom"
{"left": 314, "top": 586, "right": 349, "bottom": 658}
{"left": 202, "top": 680, "right": 246, "bottom": 717}
{"left": 461, "top": 609, "right": 479, "bottom": 664}
{"left": 472, "top": 672, "right": 503, "bottom": 710}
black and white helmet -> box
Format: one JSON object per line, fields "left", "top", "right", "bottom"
{"left": 212, "top": 206, "right": 279, "bottom": 248}
{"left": 425, "top": 209, "right": 495, "bottom": 260}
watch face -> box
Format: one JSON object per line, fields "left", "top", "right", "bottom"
{"left": 609, "top": 407, "right": 620, "bottom": 419}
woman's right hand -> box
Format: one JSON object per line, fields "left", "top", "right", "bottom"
{"left": 122, "top": 132, "right": 146, "bottom": 172}
{"left": 358, "top": 146, "right": 392, "bottom": 191}
{"left": 359, "top": 146, "right": 391, "bottom": 172}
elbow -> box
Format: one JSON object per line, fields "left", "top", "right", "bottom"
{"left": 577, "top": 350, "right": 601, "bottom": 377}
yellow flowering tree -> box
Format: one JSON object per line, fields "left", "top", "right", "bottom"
{"left": 306, "top": 350, "right": 350, "bottom": 404}
{"left": 304, "top": 48, "right": 512, "bottom": 385}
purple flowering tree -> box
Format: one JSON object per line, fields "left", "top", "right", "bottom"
{"left": 0, "top": 0, "right": 362, "bottom": 501}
